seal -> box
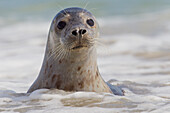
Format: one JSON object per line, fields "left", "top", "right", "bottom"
{"left": 27, "top": 7, "right": 124, "bottom": 96}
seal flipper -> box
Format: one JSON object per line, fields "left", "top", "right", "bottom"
{"left": 107, "top": 83, "right": 124, "bottom": 96}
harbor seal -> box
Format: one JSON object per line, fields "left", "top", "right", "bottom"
{"left": 27, "top": 7, "right": 124, "bottom": 96}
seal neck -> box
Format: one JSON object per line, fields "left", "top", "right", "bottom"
{"left": 43, "top": 45, "right": 98, "bottom": 78}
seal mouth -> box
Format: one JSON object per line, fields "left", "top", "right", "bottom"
{"left": 72, "top": 45, "right": 84, "bottom": 50}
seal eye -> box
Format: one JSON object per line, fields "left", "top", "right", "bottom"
{"left": 57, "top": 21, "right": 66, "bottom": 29}
{"left": 86, "top": 19, "right": 94, "bottom": 27}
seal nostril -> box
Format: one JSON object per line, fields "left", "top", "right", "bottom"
{"left": 82, "top": 30, "right": 86, "bottom": 34}
{"left": 79, "top": 29, "right": 86, "bottom": 35}
{"left": 72, "top": 30, "right": 77, "bottom": 36}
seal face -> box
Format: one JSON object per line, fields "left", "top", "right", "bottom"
{"left": 52, "top": 7, "right": 99, "bottom": 52}
{"left": 27, "top": 7, "right": 124, "bottom": 96}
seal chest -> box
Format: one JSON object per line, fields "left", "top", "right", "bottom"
{"left": 27, "top": 7, "right": 114, "bottom": 94}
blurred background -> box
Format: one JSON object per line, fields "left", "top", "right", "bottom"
{"left": 0, "top": 0, "right": 170, "bottom": 90}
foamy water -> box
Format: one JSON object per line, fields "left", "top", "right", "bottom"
{"left": 0, "top": 5, "right": 170, "bottom": 113}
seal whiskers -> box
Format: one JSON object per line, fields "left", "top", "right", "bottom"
{"left": 48, "top": 43, "right": 63, "bottom": 60}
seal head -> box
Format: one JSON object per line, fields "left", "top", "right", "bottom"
{"left": 50, "top": 7, "right": 99, "bottom": 52}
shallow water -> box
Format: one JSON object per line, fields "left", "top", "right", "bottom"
{"left": 0, "top": 0, "right": 170, "bottom": 113}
